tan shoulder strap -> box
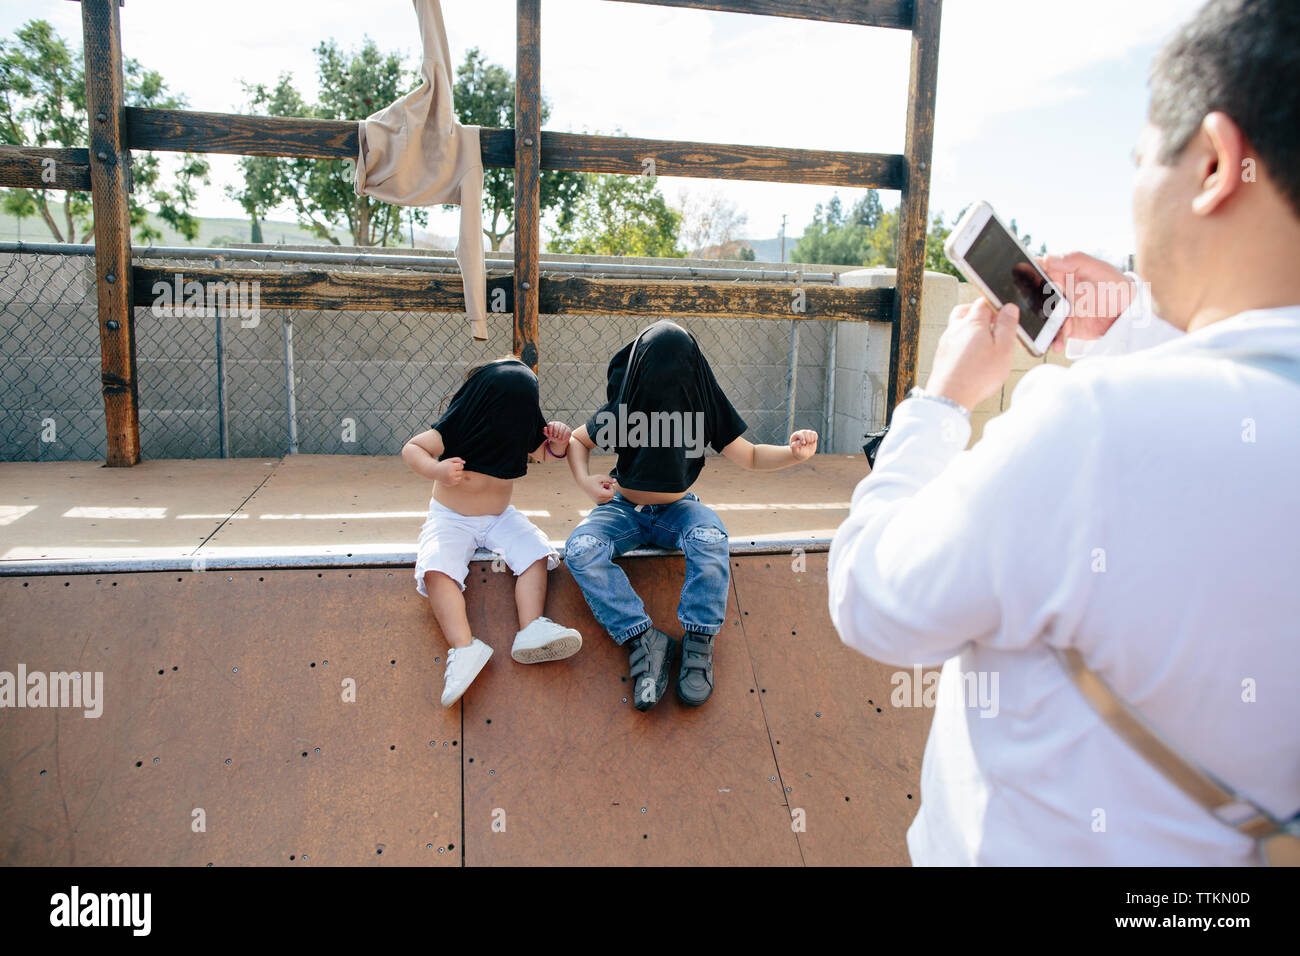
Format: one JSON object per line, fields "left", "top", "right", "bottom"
{"left": 1053, "top": 647, "right": 1284, "bottom": 841}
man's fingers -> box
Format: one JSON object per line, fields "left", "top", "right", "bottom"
{"left": 1041, "top": 252, "right": 1081, "bottom": 288}
{"left": 1043, "top": 251, "right": 1091, "bottom": 273}
{"left": 1038, "top": 256, "right": 1067, "bottom": 290}
{"left": 993, "top": 304, "right": 1020, "bottom": 344}
{"left": 967, "top": 297, "right": 998, "bottom": 325}
{"left": 947, "top": 303, "right": 974, "bottom": 326}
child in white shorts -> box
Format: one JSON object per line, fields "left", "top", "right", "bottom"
{"left": 414, "top": 500, "right": 556, "bottom": 599}
{"left": 402, "top": 357, "right": 583, "bottom": 707}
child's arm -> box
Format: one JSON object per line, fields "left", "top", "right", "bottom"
{"left": 530, "top": 421, "right": 573, "bottom": 461}
{"left": 401, "top": 428, "right": 465, "bottom": 484}
{"left": 720, "top": 429, "right": 819, "bottom": 471}
{"left": 567, "top": 425, "right": 616, "bottom": 504}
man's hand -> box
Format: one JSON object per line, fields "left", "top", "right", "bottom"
{"left": 1037, "top": 251, "right": 1138, "bottom": 353}
{"left": 790, "top": 429, "right": 819, "bottom": 461}
{"left": 925, "top": 299, "right": 1020, "bottom": 412}
{"left": 437, "top": 456, "right": 466, "bottom": 485}
{"left": 583, "top": 473, "right": 615, "bottom": 505}
{"left": 544, "top": 421, "right": 572, "bottom": 450}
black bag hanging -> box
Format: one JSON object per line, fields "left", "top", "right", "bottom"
{"left": 862, "top": 426, "right": 890, "bottom": 467}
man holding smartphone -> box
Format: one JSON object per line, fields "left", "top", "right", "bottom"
{"left": 829, "top": 0, "right": 1300, "bottom": 865}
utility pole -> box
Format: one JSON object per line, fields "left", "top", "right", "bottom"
{"left": 780, "top": 213, "right": 787, "bottom": 263}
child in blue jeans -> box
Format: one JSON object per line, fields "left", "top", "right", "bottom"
{"left": 564, "top": 320, "right": 818, "bottom": 711}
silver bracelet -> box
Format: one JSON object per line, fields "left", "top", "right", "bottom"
{"left": 907, "top": 386, "right": 971, "bottom": 419}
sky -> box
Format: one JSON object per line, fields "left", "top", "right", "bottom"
{"left": 4, "top": 0, "right": 1208, "bottom": 262}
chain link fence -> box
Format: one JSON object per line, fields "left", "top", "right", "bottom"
{"left": 2, "top": 246, "right": 875, "bottom": 463}
{"left": 1, "top": 250, "right": 104, "bottom": 461}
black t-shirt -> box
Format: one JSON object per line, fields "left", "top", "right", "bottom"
{"left": 434, "top": 359, "right": 547, "bottom": 480}
{"left": 585, "top": 320, "right": 747, "bottom": 493}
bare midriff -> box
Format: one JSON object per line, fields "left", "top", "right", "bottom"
{"left": 432, "top": 470, "right": 514, "bottom": 516}
{"left": 613, "top": 483, "right": 689, "bottom": 506}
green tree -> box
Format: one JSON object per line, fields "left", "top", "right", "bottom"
{"left": 546, "top": 173, "right": 682, "bottom": 257}
{"left": 0, "top": 19, "right": 209, "bottom": 243}
{"left": 230, "top": 38, "right": 428, "bottom": 247}
{"left": 225, "top": 76, "right": 307, "bottom": 246}
{"left": 855, "top": 208, "right": 959, "bottom": 278}
{"left": 451, "top": 48, "right": 583, "bottom": 251}
{"left": 789, "top": 192, "right": 1042, "bottom": 280}
{"left": 922, "top": 211, "right": 958, "bottom": 277}
{"left": 853, "top": 189, "right": 884, "bottom": 230}
{"left": 790, "top": 190, "right": 884, "bottom": 266}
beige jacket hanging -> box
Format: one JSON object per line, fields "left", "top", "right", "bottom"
{"left": 354, "top": 0, "right": 487, "bottom": 340}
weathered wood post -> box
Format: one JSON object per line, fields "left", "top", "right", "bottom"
{"left": 888, "top": 0, "right": 943, "bottom": 420}
{"left": 514, "top": 0, "right": 541, "bottom": 371}
{"left": 82, "top": 0, "right": 140, "bottom": 465}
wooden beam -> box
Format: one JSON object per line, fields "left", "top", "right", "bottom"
{"left": 125, "top": 108, "right": 904, "bottom": 190}
{"left": 129, "top": 267, "right": 894, "bottom": 322}
{"left": 126, "top": 107, "right": 358, "bottom": 159}
{"left": 82, "top": 0, "right": 139, "bottom": 466}
{"left": 536, "top": 132, "right": 904, "bottom": 189}
{"left": 538, "top": 276, "right": 894, "bottom": 321}
{"left": 887, "top": 0, "right": 942, "bottom": 420}
{"left": 603, "top": 0, "right": 914, "bottom": 30}
{"left": 131, "top": 267, "right": 507, "bottom": 313}
{"left": 515, "top": 0, "right": 541, "bottom": 370}
{"left": 0, "top": 146, "right": 92, "bottom": 190}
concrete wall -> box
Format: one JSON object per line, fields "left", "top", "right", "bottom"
{"left": 830, "top": 268, "right": 960, "bottom": 453}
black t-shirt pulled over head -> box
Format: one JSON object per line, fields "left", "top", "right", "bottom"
{"left": 434, "top": 358, "right": 547, "bottom": 480}
{"left": 584, "top": 320, "right": 747, "bottom": 493}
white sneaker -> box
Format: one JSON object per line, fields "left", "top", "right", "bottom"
{"left": 440, "top": 638, "right": 493, "bottom": 707}
{"left": 511, "top": 616, "right": 583, "bottom": 664}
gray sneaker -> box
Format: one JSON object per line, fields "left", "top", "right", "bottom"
{"left": 628, "top": 628, "right": 678, "bottom": 712}
{"left": 676, "top": 632, "right": 715, "bottom": 706}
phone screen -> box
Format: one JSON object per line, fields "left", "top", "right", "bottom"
{"left": 963, "top": 217, "right": 1058, "bottom": 339}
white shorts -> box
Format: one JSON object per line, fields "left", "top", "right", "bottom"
{"left": 414, "top": 498, "right": 560, "bottom": 597}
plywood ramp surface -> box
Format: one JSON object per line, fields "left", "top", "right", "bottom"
{"left": 0, "top": 553, "right": 931, "bottom": 866}
{"left": 1, "top": 568, "right": 461, "bottom": 865}
{"left": 462, "top": 557, "right": 800, "bottom": 866}
{"left": 732, "top": 552, "right": 932, "bottom": 865}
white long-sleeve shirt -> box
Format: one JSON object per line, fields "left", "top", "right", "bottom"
{"left": 828, "top": 295, "right": 1300, "bottom": 865}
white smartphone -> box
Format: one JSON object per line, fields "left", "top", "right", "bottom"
{"left": 943, "top": 201, "right": 1069, "bottom": 356}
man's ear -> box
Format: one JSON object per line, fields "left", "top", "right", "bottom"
{"left": 1192, "top": 111, "right": 1248, "bottom": 217}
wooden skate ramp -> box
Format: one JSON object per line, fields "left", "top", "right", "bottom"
{"left": 0, "top": 553, "right": 933, "bottom": 866}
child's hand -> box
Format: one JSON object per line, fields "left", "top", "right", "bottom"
{"left": 438, "top": 457, "right": 466, "bottom": 485}
{"left": 790, "top": 430, "right": 819, "bottom": 461}
{"left": 584, "top": 474, "right": 615, "bottom": 505}
{"left": 544, "top": 421, "right": 572, "bottom": 450}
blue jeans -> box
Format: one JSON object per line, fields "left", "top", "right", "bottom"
{"left": 564, "top": 492, "right": 730, "bottom": 644}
